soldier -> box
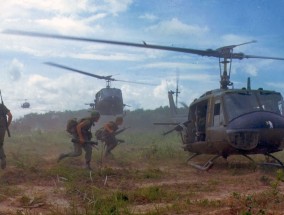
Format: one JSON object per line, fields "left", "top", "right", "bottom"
{"left": 0, "top": 103, "right": 12, "bottom": 170}
{"left": 57, "top": 111, "right": 100, "bottom": 170}
{"left": 98, "top": 116, "right": 124, "bottom": 158}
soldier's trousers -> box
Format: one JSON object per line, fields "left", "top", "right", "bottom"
{"left": 104, "top": 135, "right": 118, "bottom": 157}
{"left": 61, "top": 141, "right": 93, "bottom": 163}
{"left": 0, "top": 128, "right": 6, "bottom": 160}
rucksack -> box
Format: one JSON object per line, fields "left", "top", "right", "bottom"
{"left": 66, "top": 118, "right": 78, "bottom": 134}
{"left": 95, "top": 127, "right": 105, "bottom": 140}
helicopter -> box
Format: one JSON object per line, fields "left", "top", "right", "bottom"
{"left": 154, "top": 73, "right": 188, "bottom": 125}
{"left": 4, "top": 30, "right": 284, "bottom": 170}
{"left": 167, "top": 72, "right": 188, "bottom": 123}
{"left": 21, "top": 99, "right": 30, "bottom": 109}
{"left": 44, "top": 62, "right": 151, "bottom": 116}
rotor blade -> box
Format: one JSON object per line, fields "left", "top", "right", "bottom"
{"left": 45, "top": 62, "right": 155, "bottom": 86}
{"left": 216, "top": 40, "right": 257, "bottom": 51}
{"left": 45, "top": 62, "right": 114, "bottom": 80}
{"left": 242, "top": 54, "right": 284, "bottom": 61}
{"left": 4, "top": 29, "right": 284, "bottom": 61}
{"left": 180, "top": 102, "right": 188, "bottom": 108}
{"left": 114, "top": 79, "right": 156, "bottom": 86}
{"left": 2, "top": 29, "right": 218, "bottom": 56}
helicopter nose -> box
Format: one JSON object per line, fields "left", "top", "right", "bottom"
{"left": 226, "top": 112, "right": 284, "bottom": 151}
{"left": 228, "top": 111, "right": 284, "bottom": 129}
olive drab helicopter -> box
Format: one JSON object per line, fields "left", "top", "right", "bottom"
{"left": 44, "top": 62, "right": 150, "bottom": 116}
{"left": 167, "top": 72, "right": 188, "bottom": 123}
{"left": 154, "top": 72, "right": 188, "bottom": 125}
{"left": 21, "top": 99, "right": 30, "bottom": 109}
{"left": 4, "top": 29, "right": 284, "bottom": 170}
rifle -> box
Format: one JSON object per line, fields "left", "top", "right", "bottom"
{"left": 114, "top": 126, "right": 130, "bottom": 136}
{"left": 0, "top": 90, "right": 11, "bottom": 137}
{"left": 163, "top": 120, "right": 190, "bottom": 136}
{"left": 114, "top": 127, "right": 130, "bottom": 144}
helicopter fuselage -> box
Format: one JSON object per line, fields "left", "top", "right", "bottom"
{"left": 21, "top": 102, "right": 30, "bottom": 108}
{"left": 182, "top": 88, "right": 284, "bottom": 158}
{"left": 95, "top": 87, "right": 124, "bottom": 115}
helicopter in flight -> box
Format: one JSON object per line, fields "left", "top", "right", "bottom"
{"left": 4, "top": 30, "right": 284, "bottom": 170}
{"left": 21, "top": 99, "right": 30, "bottom": 109}
{"left": 44, "top": 62, "right": 150, "bottom": 116}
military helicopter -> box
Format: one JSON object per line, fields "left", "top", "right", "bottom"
{"left": 21, "top": 99, "right": 30, "bottom": 109}
{"left": 4, "top": 30, "right": 284, "bottom": 170}
{"left": 44, "top": 62, "right": 151, "bottom": 116}
{"left": 167, "top": 72, "right": 188, "bottom": 123}
{"left": 155, "top": 73, "right": 188, "bottom": 125}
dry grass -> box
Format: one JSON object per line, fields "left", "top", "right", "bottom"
{"left": 0, "top": 130, "right": 283, "bottom": 214}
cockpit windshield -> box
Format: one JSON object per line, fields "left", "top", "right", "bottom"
{"left": 224, "top": 91, "right": 283, "bottom": 121}
{"left": 96, "top": 88, "right": 122, "bottom": 99}
{"left": 258, "top": 92, "right": 283, "bottom": 114}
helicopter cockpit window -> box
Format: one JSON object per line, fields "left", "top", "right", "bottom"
{"left": 224, "top": 92, "right": 284, "bottom": 121}
{"left": 258, "top": 92, "right": 283, "bottom": 115}
{"left": 100, "top": 88, "right": 122, "bottom": 97}
{"left": 224, "top": 93, "right": 259, "bottom": 121}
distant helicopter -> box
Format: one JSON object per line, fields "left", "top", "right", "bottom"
{"left": 154, "top": 73, "right": 188, "bottom": 125}
{"left": 21, "top": 99, "right": 30, "bottom": 109}
{"left": 167, "top": 72, "right": 188, "bottom": 123}
{"left": 45, "top": 62, "right": 151, "bottom": 116}
{"left": 4, "top": 30, "right": 284, "bottom": 170}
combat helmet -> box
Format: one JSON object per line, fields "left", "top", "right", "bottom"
{"left": 91, "top": 110, "right": 100, "bottom": 119}
{"left": 115, "top": 116, "right": 123, "bottom": 124}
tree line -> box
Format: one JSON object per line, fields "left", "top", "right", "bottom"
{"left": 11, "top": 106, "right": 188, "bottom": 133}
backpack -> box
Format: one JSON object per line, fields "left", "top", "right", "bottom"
{"left": 95, "top": 127, "right": 105, "bottom": 140}
{"left": 66, "top": 118, "right": 78, "bottom": 134}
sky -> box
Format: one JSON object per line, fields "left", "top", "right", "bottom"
{"left": 0, "top": 0, "right": 284, "bottom": 119}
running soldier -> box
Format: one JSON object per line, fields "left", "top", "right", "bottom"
{"left": 57, "top": 111, "right": 100, "bottom": 170}
{"left": 96, "top": 116, "right": 124, "bottom": 158}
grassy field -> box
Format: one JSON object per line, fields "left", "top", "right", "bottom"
{"left": 0, "top": 130, "right": 284, "bottom": 215}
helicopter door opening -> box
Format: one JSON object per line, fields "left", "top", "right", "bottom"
{"left": 279, "top": 100, "right": 284, "bottom": 115}
{"left": 213, "top": 99, "right": 224, "bottom": 126}
{"left": 213, "top": 102, "right": 220, "bottom": 126}
{"left": 190, "top": 100, "right": 208, "bottom": 142}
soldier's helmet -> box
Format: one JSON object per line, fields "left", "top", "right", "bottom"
{"left": 90, "top": 111, "right": 100, "bottom": 120}
{"left": 115, "top": 116, "right": 123, "bottom": 124}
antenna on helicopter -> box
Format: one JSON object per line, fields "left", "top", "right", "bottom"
{"left": 247, "top": 77, "right": 251, "bottom": 90}
{"left": 175, "top": 70, "right": 180, "bottom": 108}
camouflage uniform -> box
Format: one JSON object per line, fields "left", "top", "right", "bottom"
{"left": 58, "top": 111, "right": 100, "bottom": 170}
{"left": 0, "top": 104, "right": 10, "bottom": 169}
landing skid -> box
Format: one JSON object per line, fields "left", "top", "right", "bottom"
{"left": 186, "top": 153, "right": 284, "bottom": 171}
{"left": 260, "top": 153, "right": 284, "bottom": 168}
{"left": 187, "top": 154, "right": 220, "bottom": 171}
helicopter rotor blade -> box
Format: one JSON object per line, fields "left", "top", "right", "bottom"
{"left": 45, "top": 62, "right": 115, "bottom": 81}
{"left": 4, "top": 29, "right": 284, "bottom": 61}
{"left": 45, "top": 62, "right": 155, "bottom": 86}
{"left": 216, "top": 40, "right": 257, "bottom": 51}
{"left": 180, "top": 101, "right": 188, "bottom": 109}
{"left": 114, "top": 79, "right": 156, "bottom": 86}
{"left": 3, "top": 29, "right": 207, "bottom": 55}
{"left": 242, "top": 54, "right": 284, "bottom": 61}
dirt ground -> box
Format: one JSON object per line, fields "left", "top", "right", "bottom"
{"left": 0, "top": 153, "right": 284, "bottom": 215}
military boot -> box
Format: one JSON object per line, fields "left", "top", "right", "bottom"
{"left": 1, "top": 158, "right": 6, "bottom": 170}
{"left": 57, "top": 154, "right": 66, "bottom": 163}
{"left": 85, "top": 161, "right": 92, "bottom": 170}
